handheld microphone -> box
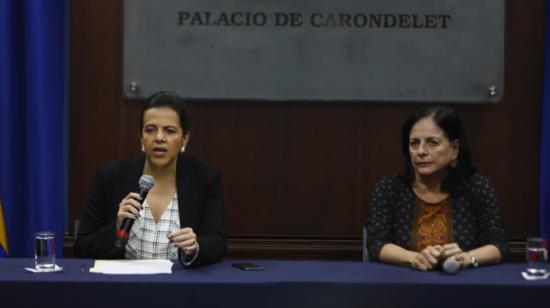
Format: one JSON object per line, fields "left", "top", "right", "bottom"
{"left": 114, "top": 175, "right": 155, "bottom": 248}
{"left": 442, "top": 256, "right": 460, "bottom": 275}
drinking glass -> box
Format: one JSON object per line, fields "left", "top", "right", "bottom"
{"left": 526, "top": 237, "right": 548, "bottom": 276}
{"left": 35, "top": 231, "right": 55, "bottom": 270}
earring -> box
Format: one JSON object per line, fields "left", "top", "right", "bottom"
{"left": 181, "top": 146, "right": 185, "bottom": 153}
{"left": 140, "top": 144, "right": 145, "bottom": 152}
{"left": 450, "top": 159, "right": 458, "bottom": 168}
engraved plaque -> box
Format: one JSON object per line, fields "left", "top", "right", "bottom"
{"left": 123, "top": 0, "right": 504, "bottom": 102}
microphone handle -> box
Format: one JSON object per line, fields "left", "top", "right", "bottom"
{"left": 114, "top": 188, "right": 149, "bottom": 248}
{"left": 114, "top": 219, "right": 134, "bottom": 248}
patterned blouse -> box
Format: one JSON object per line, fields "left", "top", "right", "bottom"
{"left": 411, "top": 197, "right": 453, "bottom": 251}
{"left": 125, "top": 193, "right": 180, "bottom": 260}
{"left": 366, "top": 174, "right": 508, "bottom": 261}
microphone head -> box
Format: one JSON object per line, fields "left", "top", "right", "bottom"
{"left": 139, "top": 175, "right": 155, "bottom": 191}
{"left": 442, "top": 257, "right": 460, "bottom": 275}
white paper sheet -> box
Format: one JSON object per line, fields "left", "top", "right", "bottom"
{"left": 90, "top": 259, "right": 173, "bottom": 274}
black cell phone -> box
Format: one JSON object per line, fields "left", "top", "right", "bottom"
{"left": 232, "top": 262, "right": 264, "bottom": 271}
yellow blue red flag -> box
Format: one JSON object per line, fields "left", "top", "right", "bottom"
{"left": 0, "top": 200, "right": 8, "bottom": 257}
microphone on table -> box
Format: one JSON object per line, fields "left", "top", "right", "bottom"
{"left": 114, "top": 175, "right": 155, "bottom": 248}
{"left": 442, "top": 256, "right": 460, "bottom": 275}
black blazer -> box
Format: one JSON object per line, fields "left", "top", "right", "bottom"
{"left": 74, "top": 154, "right": 226, "bottom": 267}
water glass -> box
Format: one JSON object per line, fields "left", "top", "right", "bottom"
{"left": 526, "top": 237, "right": 548, "bottom": 276}
{"left": 35, "top": 231, "right": 55, "bottom": 270}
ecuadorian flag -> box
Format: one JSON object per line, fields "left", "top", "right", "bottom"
{"left": 0, "top": 200, "right": 8, "bottom": 257}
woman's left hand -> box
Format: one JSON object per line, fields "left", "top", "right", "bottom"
{"left": 441, "top": 243, "right": 463, "bottom": 258}
{"left": 451, "top": 252, "right": 475, "bottom": 268}
{"left": 442, "top": 243, "right": 475, "bottom": 268}
{"left": 169, "top": 227, "right": 198, "bottom": 255}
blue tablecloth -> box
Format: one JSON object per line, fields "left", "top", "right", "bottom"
{"left": 0, "top": 259, "right": 548, "bottom": 308}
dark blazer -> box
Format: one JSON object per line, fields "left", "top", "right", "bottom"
{"left": 74, "top": 154, "right": 226, "bottom": 267}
